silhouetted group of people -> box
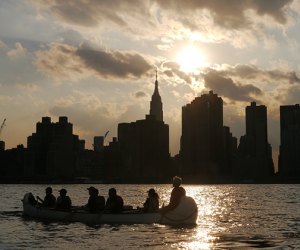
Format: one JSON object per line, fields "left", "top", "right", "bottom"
{"left": 36, "top": 186, "right": 124, "bottom": 213}
{"left": 34, "top": 176, "right": 186, "bottom": 214}
{"left": 37, "top": 187, "right": 72, "bottom": 210}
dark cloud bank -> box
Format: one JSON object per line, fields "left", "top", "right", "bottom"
{"left": 34, "top": 0, "right": 293, "bottom": 31}
{"left": 35, "top": 43, "right": 152, "bottom": 80}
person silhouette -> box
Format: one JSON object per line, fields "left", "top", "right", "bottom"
{"left": 56, "top": 188, "right": 72, "bottom": 210}
{"left": 143, "top": 188, "right": 159, "bottom": 212}
{"left": 160, "top": 176, "right": 186, "bottom": 213}
{"left": 37, "top": 187, "right": 56, "bottom": 208}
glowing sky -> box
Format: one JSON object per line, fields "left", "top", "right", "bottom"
{"left": 1, "top": 0, "right": 300, "bottom": 168}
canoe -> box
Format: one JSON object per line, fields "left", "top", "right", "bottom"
{"left": 22, "top": 193, "right": 198, "bottom": 225}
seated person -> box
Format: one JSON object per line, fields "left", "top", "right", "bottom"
{"left": 143, "top": 188, "right": 159, "bottom": 212}
{"left": 84, "top": 186, "right": 105, "bottom": 212}
{"left": 37, "top": 187, "right": 56, "bottom": 208}
{"left": 160, "top": 176, "right": 186, "bottom": 213}
{"left": 56, "top": 188, "right": 72, "bottom": 210}
{"left": 105, "top": 188, "right": 124, "bottom": 213}
{"left": 27, "top": 193, "right": 38, "bottom": 206}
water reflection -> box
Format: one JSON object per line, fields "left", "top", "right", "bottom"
{"left": 1, "top": 184, "right": 300, "bottom": 249}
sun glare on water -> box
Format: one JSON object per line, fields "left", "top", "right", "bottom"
{"left": 177, "top": 46, "right": 206, "bottom": 73}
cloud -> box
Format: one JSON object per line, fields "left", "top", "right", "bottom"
{"left": 162, "top": 61, "right": 192, "bottom": 84}
{"left": 0, "top": 40, "right": 6, "bottom": 49}
{"left": 31, "top": 0, "right": 294, "bottom": 49}
{"left": 279, "top": 85, "right": 300, "bottom": 104}
{"left": 76, "top": 45, "right": 152, "bottom": 78}
{"left": 223, "top": 64, "right": 300, "bottom": 84}
{"left": 33, "top": 0, "right": 150, "bottom": 28}
{"left": 15, "top": 83, "right": 40, "bottom": 92}
{"left": 48, "top": 91, "right": 147, "bottom": 147}
{"left": 34, "top": 0, "right": 292, "bottom": 30}
{"left": 155, "top": 0, "right": 292, "bottom": 29}
{"left": 35, "top": 43, "right": 84, "bottom": 81}
{"left": 35, "top": 43, "right": 152, "bottom": 81}
{"left": 203, "top": 70, "right": 262, "bottom": 102}
{"left": 135, "top": 91, "right": 147, "bottom": 98}
{"left": 7, "top": 42, "right": 27, "bottom": 58}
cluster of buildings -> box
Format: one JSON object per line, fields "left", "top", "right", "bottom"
{"left": 0, "top": 75, "right": 300, "bottom": 183}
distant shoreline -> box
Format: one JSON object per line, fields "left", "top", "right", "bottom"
{"left": 0, "top": 177, "right": 299, "bottom": 185}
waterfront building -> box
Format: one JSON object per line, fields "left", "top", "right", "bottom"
{"left": 180, "top": 91, "right": 224, "bottom": 177}
{"left": 278, "top": 104, "right": 300, "bottom": 178}
{"left": 222, "top": 126, "right": 237, "bottom": 176}
{"left": 118, "top": 75, "right": 170, "bottom": 182}
{"left": 0, "top": 144, "right": 27, "bottom": 180}
{"left": 234, "top": 102, "right": 274, "bottom": 181}
{"left": 26, "top": 116, "right": 85, "bottom": 179}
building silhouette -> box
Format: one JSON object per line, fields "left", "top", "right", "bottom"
{"left": 149, "top": 70, "right": 163, "bottom": 121}
{"left": 234, "top": 102, "right": 274, "bottom": 181}
{"left": 0, "top": 144, "right": 27, "bottom": 181}
{"left": 278, "top": 104, "right": 300, "bottom": 178}
{"left": 93, "top": 136, "right": 104, "bottom": 152}
{"left": 118, "top": 75, "right": 170, "bottom": 182}
{"left": 222, "top": 126, "right": 237, "bottom": 176}
{"left": 0, "top": 141, "right": 4, "bottom": 151}
{"left": 180, "top": 91, "right": 224, "bottom": 177}
{"left": 26, "top": 116, "right": 85, "bottom": 179}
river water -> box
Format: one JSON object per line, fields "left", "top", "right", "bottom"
{"left": 0, "top": 184, "right": 299, "bottom": 249}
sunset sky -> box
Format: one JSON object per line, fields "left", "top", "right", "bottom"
{"left": 1, "top": 0, "right": 300, "bottom": 168}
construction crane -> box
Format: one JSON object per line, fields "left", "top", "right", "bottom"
{"left": 0, "top": 118, "right": 6, "bottom": 138}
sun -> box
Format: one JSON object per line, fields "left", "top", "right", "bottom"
{"left": 176, "top": 46, "right": 206, "bottom": 73}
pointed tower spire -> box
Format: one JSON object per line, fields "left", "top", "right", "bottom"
{"left": 150, "top": 68, "right": 163, "bottom": 121}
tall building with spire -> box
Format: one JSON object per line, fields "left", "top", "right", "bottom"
{"left": 149, "top": 70, "right": 163, "bottom": 121}
{"left": 117, "top": 71, "right": 170, "bottom": 182}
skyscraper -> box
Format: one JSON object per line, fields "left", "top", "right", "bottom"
{"left": 180, "top": 91, "right": 223, "bottom": 176}
{"left": 149, "top": 70, "right": 163, "bottom": 121}
{"left": 26, "top": 116, "right": 85, "bottom": 179}
{"left": 278, "top": 104, "right": 300, "bottom": 178}
{"left": 118, "top": 73, "right": 169, "bottom": 182}
{"left": 235, "top": 102, "right": 274, "bottom": 180}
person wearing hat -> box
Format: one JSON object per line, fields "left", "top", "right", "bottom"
{"left": 142, "top": 188, "right": 159, "bottom": 213}
{"left": 56, "top": 188, "right": 72, "bottom": 210}
{"left": 160, "top": 176, "right": 186, "bottom": 213}
{"left": 84, "top": 187, "right": 105, "bottom": 212}
{"left": 37, "top": 187, "right": 56, "bottom": 208}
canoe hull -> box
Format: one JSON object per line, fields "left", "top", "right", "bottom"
{"left": 22, "top": 193, "right": 198, "bottom": 225}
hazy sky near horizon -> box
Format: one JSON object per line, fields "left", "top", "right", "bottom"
{"left": 1, "top": 0, "right": 300, "bottom": 167}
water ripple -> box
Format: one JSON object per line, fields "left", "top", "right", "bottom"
{"left": 0, "top": 184, "right": 300, "bottom": 249}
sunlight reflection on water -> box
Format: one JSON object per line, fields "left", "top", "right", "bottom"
{"left": 0, "top": 184, "right": 300, "bottom": 249}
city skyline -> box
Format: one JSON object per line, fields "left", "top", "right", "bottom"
{"left": 2, "top": 1, "right": 300, "bottom": 170}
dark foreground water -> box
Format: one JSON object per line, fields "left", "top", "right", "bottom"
{"left": 0, "top": 184, "right": 299, "bottom": 249}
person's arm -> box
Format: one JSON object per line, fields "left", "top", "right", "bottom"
{"left": 36, "top": 196, "right": 44, "bottom": 203}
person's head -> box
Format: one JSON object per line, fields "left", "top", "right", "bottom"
{"left": 108, "top": 188, "right": 117, "bottom": 197}
{"left": 173, "top": 176, "right": 182, "bottom": 188}
{"left": 147, "top": 188, "right": 156, "bottom": 197}
{"left": 87, "top": 186, "right": 96, "bottom": 196}
{"left": 59, "top": 188, "right": 67, "bottom": 197}
{"left": 45, "top": 187, "right": 52, "bottom": 195}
